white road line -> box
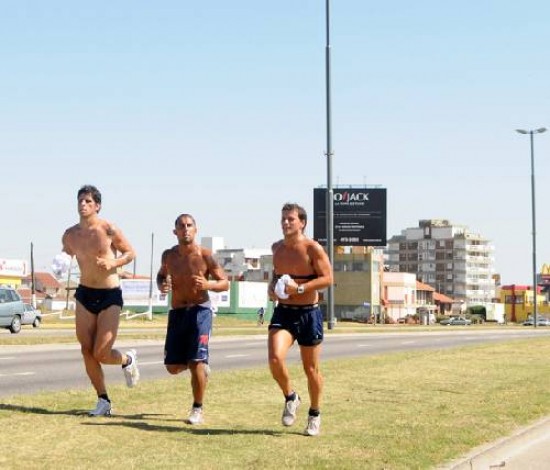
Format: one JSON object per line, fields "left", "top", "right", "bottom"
{"left": 401, "top": 340, "right": 416, "bottom": 345}
{"left": 0, "top": 357, "right": 16, "bottom": 360}
{"left": 225, "top": 354, "right": 249, "bottom": 358}
{"left": 357, "top": 344, "right": 373, "bottom": 348}
{"left": 139, "top": 361, "right": 164, "bottom": 366}
{"left": 0, "top": 371, "right": 36, "bottom": 377}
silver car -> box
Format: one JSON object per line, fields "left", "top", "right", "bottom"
{"left": 0, "top": 287, "right": 25, "bottom": 334}
{"left": 22, "top": 303, "right": 42, "bottom": 328}
{"left": 440, "top": 316, "right": 472, "bottom": 326}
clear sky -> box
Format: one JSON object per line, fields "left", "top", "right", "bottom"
{"left": 2, "top": 1, "right": 550, "bottom": 285}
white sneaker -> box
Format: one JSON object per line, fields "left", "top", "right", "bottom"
{"left": 186, "top": 406, "right": 204, "bottom": 425}
{"left": 304, "top": 414, "right": 321, "bottom": 436}
{"left": 88, "top": 398, "right": 112, "bottom": 417}
{"left": 282, "top": 394, "right": 301, "bottom": 426}
{"left": 123, "top": 349, "right": 140, "bottom": 388}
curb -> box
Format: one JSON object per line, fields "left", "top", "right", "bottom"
{"left": 439, "top": 415, "right": 550, "bottom": 469}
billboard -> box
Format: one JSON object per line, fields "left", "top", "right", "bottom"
{"left": 120, "top": 279, "right": 169, "bottom": 308}
{"left": 313, "top": 187, "right": 387, "bottom": 246}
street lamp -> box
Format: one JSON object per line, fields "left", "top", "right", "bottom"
{"left": 516, "top": 127, "right": 547, "bottom": 328}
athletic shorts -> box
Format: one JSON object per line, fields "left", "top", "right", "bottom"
{"left": 268, "top": 304, "right": 324, "bottom": 346}
{"left": 164, "top": 304, "right": 212, "bottom": 365}
{"left": 75, "top": 285, "right": 123, "bottom": 315}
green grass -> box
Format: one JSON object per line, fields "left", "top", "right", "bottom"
{"left": 1, "top": 314, "right": 521, "bottom": 346}
{"left": 2, "top": 338, "right": 550, "bottom": 469}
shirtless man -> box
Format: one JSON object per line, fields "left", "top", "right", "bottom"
{"left": 157, "top": 214, "right": 229, "bottom": 425}
{"left": 268, "top": 203, "right": 333, "bottom": 436}
{"left": 62, "top": 185, "right": 139, "bottom": 417}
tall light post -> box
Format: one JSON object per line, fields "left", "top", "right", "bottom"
{"left": 325, "top": 0, "right": 335, "bottom": 329}
{"left": 516, "top": 127, "right": 547, "bottom": 328}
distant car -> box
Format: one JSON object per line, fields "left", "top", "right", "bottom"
{"left": 0, "top": 287, "right": 25, "bottom": 334}
{"left": 440, "top": 316, "right": 472, "bottom": 326}
{"left": 522, "top": 317, "right": 550, "bottom": 327}
{"left": 22, "top": 303, "right": 42, "bottom": 328}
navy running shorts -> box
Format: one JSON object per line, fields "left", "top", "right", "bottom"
{"left": 164, "top": 304, "right": 212, "bottom": 365}
{"left": 268, "top": 303, "right": 324, "bottom": 346}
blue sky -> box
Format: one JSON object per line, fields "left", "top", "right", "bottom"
{"left": 2, "top": 1, "right": 550, "bottom": 284}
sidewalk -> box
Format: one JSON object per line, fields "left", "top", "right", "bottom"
{"left": 440, "top": 415, "right": 550, "bottom": 469}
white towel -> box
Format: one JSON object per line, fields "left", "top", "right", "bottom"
{"left": 274, "top": 274, "right": 291, "bottom": 299}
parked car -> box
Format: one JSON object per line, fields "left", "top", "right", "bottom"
{"left": 0, "top": 286, "right": 25, "bottom": 334}
{"left": 22, "top": 303, "right": 42, "bottom": 328}
{"left": 440, "top": 316, "right": 472, "bottom": 326}
{"left": 522, "top": 317, "right": 550, "bottom": 327}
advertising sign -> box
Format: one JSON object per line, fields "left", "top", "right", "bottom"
{"left": 313, "top": 187, "right": 387, "bottom": 246}
{"left": 0, "top": 259, "right": 27, "bottom": 277}
{"left": 120, "top": 279, "right": 169, "bottom": 308}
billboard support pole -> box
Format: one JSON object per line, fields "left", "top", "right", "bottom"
{"left": 147, "top": 232, "right": 154, "bottom": 321}
{"left": 325, "top": 0, "right": 335, "bottom": 330}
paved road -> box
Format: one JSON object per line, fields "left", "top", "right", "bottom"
{"left": 1, "top": 328, "right": 549, "bottom": 398}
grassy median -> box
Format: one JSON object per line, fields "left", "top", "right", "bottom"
{"left": 1, "top": 337, "right": 550, "bottom": 469}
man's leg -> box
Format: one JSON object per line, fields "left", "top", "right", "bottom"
{"left": 268, "top": 328, "right": 294, "bottom": 396}
{"left": 166, "top": 364, "right": 188, "bottom": 375}
{"left": 269, "top": 328, "right": 302, "bottom": 426}
{"left": 189, "top": 361, "right": 208, "bottom": 404}
{"left": 75, "top": 302, "right": 105, "bottom": 395}
{"left": 93, "top": 305, "right": 125, "bottom": 366}
{"left": 299, "top": 344, "right": 323, "bottom": 410}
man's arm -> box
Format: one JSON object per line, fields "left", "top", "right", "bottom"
{"left": 204, "top": 253, "right": 229, "bottom": 292}
{"left": 297, "top": 242, "right": 333, "bottom": 294}
{"left": 109, "top": 223, "right": 136, "bottom": 268}
{"left": 61, "top": 229, "right": 74, "bottom": 256}
{"left": 156, "top": 250, "right": 170, "bottom": 293}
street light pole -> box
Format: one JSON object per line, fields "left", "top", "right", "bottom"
{"left": 516, "top": 127, "right": 547, "bottom": 328}
{"left": 325, "top": 0, "right": 335, "bottom": 330}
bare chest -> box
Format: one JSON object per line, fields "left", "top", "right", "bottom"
{"left": 167, "top": 251, "right": 208, "bottom": 277}
{"left": 71, "top": 228, "right": 113, "bottom": 257}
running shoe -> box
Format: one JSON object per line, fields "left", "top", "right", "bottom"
{"left": 304, "top": 414, "right": 321, "bottom": 436}
{"left": 186, "top": 406, "right": 204, "bottom": 425}
{"left": 88, "top": 398, "right": 112, "bottom": 417}
{"left": 123, "top": 349, "right": 140, "bottom": 388}
{"left": 282, "top": 394, "right": 301, "bottom": 426}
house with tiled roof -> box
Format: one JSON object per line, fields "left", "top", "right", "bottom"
{"left": 21, "top": 272, "right": 61, "bottom": 298}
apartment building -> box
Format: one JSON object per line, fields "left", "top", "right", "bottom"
{"left": 386, "top": 219, "right": 496, "bottom": 303}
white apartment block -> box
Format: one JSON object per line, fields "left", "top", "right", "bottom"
{"left": 386, "top": 219, "right": 496, "bottom": 304}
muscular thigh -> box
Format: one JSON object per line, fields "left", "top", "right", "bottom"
{"left": 95, "top": 305, "right": 122, "bottom": 352}
{"left": 75, "top": 301, "right": 98, "bottom": 349}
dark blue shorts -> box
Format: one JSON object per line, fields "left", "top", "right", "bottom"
{"left": 269, "top": 304, "right": 324, "bottom": 346}
{"left": 164, "top": 304, "right": 212, "bottom": 365}
{"left": 75, "top": 285, "right": 123, "bottom": 315}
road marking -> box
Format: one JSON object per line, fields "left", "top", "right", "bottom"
{"left": 0, "top": 357, "right": 16, "bottom": 360}
{"left": 0, "top": 372, "right": 36, "bottom": 377}
{"left": 401, "top": 340, "right": 416, "bottom": 345}
{"left": 139, "top": 361, "right": 164, "bottom": 366}
{"left": 225, "top": 354, "right": 249, "bottom": 358}
{"left": 357, "top": 344, "right": 373, "bottom": 348}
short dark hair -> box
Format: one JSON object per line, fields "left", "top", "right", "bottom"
{"left": 282, "top": 202, "right": 307, "bottom": 228}
{"left": 77, "top": 185, "right": 102, "bottom": 207}
{"left": 175, "top": 213, "right": 196, "bottom": 228}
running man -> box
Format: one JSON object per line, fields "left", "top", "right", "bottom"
{"left": 268, "top": 202, "right": 333, "bottom": 436}
{"left": 62, "top": 185, "right": 140, "bottom": 417}
{"left": 157, "top": 213, "right": 229, "bottom": 425}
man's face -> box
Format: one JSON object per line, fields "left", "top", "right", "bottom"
{"left": 174, "top": 216, "right": 197, "bottom": 245}
{"left": 281, "top": 209, "right": 305, "bottom": 236}
{"left": 77, "top": 193, "right": 100, "bottom": 217}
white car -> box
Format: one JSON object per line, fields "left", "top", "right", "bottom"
{"left": 22, "top": 303, "right": 42, "bottom": 328}
{"left": 440, "top": 316, "right": 472, "bottom": 326}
